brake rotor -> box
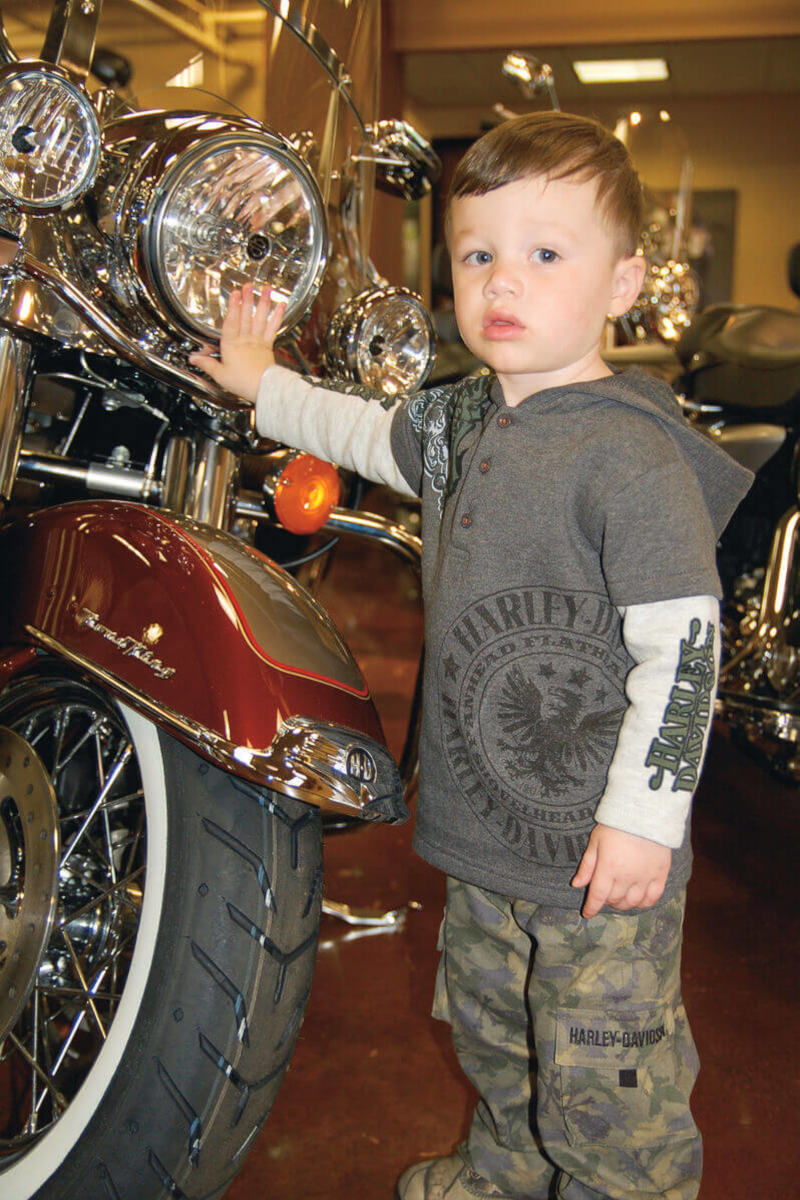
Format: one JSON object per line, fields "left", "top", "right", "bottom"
{"left": 0, "top": 725, "right": 60, "bottom": 1039}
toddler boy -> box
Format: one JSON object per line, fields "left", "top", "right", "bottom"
{"left": 191, "top": 112, "right": 751, "bottom": 1200}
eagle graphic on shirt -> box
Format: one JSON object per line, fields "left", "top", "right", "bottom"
{"left": 495, "top": 663, "right": 626, "bottom": 797}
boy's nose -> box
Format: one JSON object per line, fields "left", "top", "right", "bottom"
{"left": 484, "top": 262, "right": 521, "bottom": 297}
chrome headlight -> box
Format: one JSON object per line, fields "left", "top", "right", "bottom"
{"left": 141, "top": 131, "right": 327, "bottom": 340}
{"left": 0, "top": 62, "right": 100, "bottom": 210}
{"left": 326, "top": 286, "right": 435, "bottom": 395}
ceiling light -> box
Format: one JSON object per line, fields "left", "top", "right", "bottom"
{"left": 572, "top": 58, "right": 669, "bottom": 84}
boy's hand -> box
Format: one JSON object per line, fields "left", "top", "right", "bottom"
{"left": 571, "top": 823, "right": 671, "bottom": 919}
{"left": 188, "top": 283, "right": 286, "bottom": 403}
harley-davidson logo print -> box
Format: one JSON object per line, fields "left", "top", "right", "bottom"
{"left": 645, "top": 617, "right": 715, "bottom": 792}
{"left": 438, "top": 587, "right": 629, "bottom": 865}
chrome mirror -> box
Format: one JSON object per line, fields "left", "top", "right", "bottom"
{"left": 361, "top": 120, "right": 441, "bottom": 201}
{"left": 501, "top": 52, "right": 560, "bottom": 110}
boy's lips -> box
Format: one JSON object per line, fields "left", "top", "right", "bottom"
{"left": 482, "top": 310, "right": 525, "bottom": 339}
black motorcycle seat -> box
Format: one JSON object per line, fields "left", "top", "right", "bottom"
{"left": 676, "top": 305, "right": 800, "bottom": 415}
{"left": 677, "top": 304, "right": 800, "bottom": 369}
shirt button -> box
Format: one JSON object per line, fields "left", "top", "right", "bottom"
{"left": 497, "top": 414, "right": 512, "bottom": 428}
{"left": 461, "top": 514, "right": 473, "bottom": 529}
{"left": 479, "top": 458, "right": 491, "bottom": 473}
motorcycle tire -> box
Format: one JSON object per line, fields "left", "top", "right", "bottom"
{"left": 0, "top": 662, "right": 323, "bottom": 1199}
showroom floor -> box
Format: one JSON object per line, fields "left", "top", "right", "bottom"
{"left": 227, "top": 499, "right": 799, "bottom": 1200}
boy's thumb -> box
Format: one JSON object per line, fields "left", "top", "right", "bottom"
{"left": 188, "top": 353, "right": 223, "bottom": 384}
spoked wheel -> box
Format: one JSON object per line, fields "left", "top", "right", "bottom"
{"left": 0, "top": 661, "right": 323, "bottom": 1199}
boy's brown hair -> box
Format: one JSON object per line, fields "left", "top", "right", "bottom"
{"left": 447, "top": 111, "right": 643, "bottom": 256}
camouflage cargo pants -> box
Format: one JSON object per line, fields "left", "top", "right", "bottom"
{"left": 432, "top": 878, "right": 702, "bottom": 1200}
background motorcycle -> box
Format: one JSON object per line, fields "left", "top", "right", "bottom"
{"left": 676, "top": 296, "right": 800, "bottom": 780}
{"left": 0, "top": 1, "right": 436, "bottom": 1196}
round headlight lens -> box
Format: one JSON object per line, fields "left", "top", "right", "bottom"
{"left": 0, "top": 63, "right": 100, "bottom": 209}
{"left": 326, "top": 286, "right": 435, "bottom": 395}
{"left": 143, "top": 133, "right": 327, "bottom": 340}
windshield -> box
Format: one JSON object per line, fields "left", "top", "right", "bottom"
{"left": 0, "top": 0, "right": 379, "bottom": 204}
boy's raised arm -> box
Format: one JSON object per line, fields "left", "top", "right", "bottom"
{"left": 190, "top": 285, "right": 416, "bottom": 497}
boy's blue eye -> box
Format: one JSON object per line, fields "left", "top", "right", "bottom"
{"left": 465, "top": 250, "right": 492, "bottom": 265}
{"left": 533, "top": 248, "right": 559, "bottom": 264}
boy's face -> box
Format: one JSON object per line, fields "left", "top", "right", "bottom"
{"left": 448, "top": 173, "right": 645, "bottom": 406}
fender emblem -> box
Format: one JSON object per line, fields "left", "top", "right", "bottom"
{"left": 77, "top": 607, "right": 176, "bottom": 680}
{"left": 345, "top": 745, "right": 377, "bottom": 784}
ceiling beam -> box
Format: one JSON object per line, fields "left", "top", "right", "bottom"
{"left": 388, "top": 0, "right": 800, "bottom": 52}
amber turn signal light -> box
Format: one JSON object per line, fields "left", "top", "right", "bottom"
{"left": 273, "top": 453, "right": 341, "bottom": 535}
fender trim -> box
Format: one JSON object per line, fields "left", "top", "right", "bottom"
{"left": 24, "top": 627, "right": 406, "bottom": 822}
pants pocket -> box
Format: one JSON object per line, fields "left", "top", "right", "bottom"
{"left": 554, "top": 1002, "right": 698, "bottom": 1148}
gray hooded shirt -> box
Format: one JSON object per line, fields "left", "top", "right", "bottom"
{"left": 389, "top": 367, "right": 752, "bottom": 908}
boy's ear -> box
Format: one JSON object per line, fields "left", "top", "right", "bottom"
{"left": 608, "top": 253, "right": 647, "bottom": 317}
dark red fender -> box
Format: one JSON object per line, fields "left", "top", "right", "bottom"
{"left": 0, "top": 501, "right": 385, "bottom": 754}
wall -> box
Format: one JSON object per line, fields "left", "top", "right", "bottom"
{"left": 404, "top": 91, "right": 800, "bottom": 310}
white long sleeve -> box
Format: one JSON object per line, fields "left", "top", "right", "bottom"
{"left": 594, "top": 594, "right": 720, "bottom": 847}
{"left": 255, "top": 364, "right": 415, "bottom": 496}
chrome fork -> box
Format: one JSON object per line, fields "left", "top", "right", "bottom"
{"left": 0, "top": 333, "right": 32, "bottom": 511}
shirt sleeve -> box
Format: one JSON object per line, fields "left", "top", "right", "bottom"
{"left": 598, "top": 452, "right": 722, "bottom": 606}
{"left": 255, "top": 364, "right": 415, "bottom": 496}
{"left": 593, "top": 594, "right": 720, "bottom": 847}
{"left": 390, "top": 396, "right": 425, "bottom": 496}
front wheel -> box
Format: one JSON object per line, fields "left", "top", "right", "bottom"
{"left": 0, "top": 663, "right": 323, "bottom": 1199}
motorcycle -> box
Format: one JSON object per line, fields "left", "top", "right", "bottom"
{"left": 0, "top": 1, "right": 436, "bottom": 1196}
{"left": 675, "top": 301, "right": 800, "bottom": 780}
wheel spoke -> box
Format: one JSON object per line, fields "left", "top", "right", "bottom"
{"left": 40, "top": 963, "right": 110, "bottom": 1093}
{"left": 60, "top": 741, "right": 133, "bottom": 871}
{"left": 102, "top": 806, "right": 118, "bottom": 887}
{"left": 50, "top": 706, "right": 69, "bottom": 780}
{"left": 6, "top": 1030, "right": 69, "bottom": 1115}
{"left": 59, "top": 929, "right": 107, "bottom": 1041}
{"left": 53, "top": 712, "right": 106, "bottom": 779}
{"left": 31, "top": 985, "right": 43, "bottom": 1132}
{"left": 33, "top": 984, "right": 124, "bottom": 1003}
{"left": 57, "top": 864, "right": 144, "bottom": 932}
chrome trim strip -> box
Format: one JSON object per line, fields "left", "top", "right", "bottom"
{"left": 232, "top": 498, "right": 422, "bottom": 570}
{"left": 322, "top": 507, "right": 422, "bottom": 571}
{"left": 24, "top": 626, "right": 397, "bottom": 819}
{"left": 0, "top": 248, "right": 253, "bottom": 430}
{"left": 0, "top": 334, "right": 31, "bottom": 504}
